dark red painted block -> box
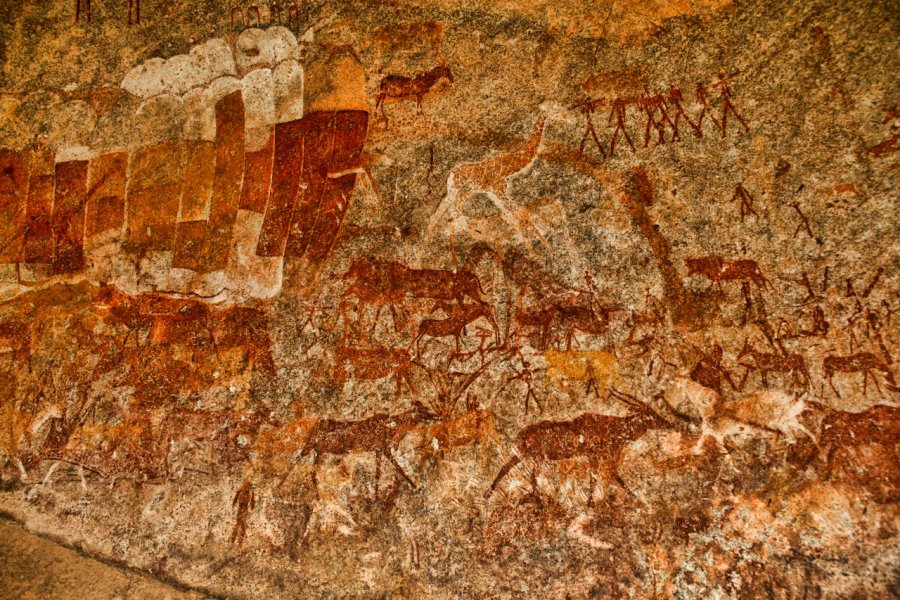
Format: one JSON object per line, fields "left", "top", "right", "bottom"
{"left": 329, "top": 111, "right": 369, "bottom": 172}
{"left": 205, "top": 90, "right": 246, "bottom": 271}
{"left": 238, "top": 130, "right": 274, "bottom": 214}
{"left": 255, "top": 118, "right": 307, "bottom": 257}
{"left": 171, "top": 220, "right": 208, "bottom": 272}
{"left": 171, "top": 141, "right": 215, "bottom": 271}
{"left": 22, "top": 173, "right": 54, "bottom": 265}
{"left": 285, "top": 110, "right": 368, "bottom": 260}
{"left": 84, "top": 151, "right": 127, "bottom": 238}
{"left": 304, "top": 172, "right": 358, "bottom": 262}
{"left": 0, "top": 150, "right": 29, "bottom": 263}
{"left": 126, "top": 140, "right": 185, "bottom": 252}
{"left": 52, "top": 160, "right": 89, "bottom": 274}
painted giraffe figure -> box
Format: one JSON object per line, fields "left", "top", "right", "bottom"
{"left": 421, "top": 103, "right": 570, "bottom": 263}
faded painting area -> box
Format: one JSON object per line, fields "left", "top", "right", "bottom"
{"left": 0, "top": 0, "right": 898, "bottom": 597}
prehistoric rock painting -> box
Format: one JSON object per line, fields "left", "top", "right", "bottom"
{"left": 0, "top": 26, "right": 365, "bottom": 303}
{"left": 0, "top": 1, "right": 898, "bottom": 598}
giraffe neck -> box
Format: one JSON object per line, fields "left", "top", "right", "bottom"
{"left": 506, "top": 113, "right": 547, "bottom": 172}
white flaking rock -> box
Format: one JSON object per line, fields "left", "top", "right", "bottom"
{"left": 49, "top": 100, "right": 97, "bottom": 152}
{"left": 235, "top": 27, "right": 298, "bottom": 75}
{"left": 55, "top": 145, "right": 93, "bottom": 163}
{"left": 121, "top": 38, "right": 236, "bottom": 100}
{"left": 236, "top": 29, "right": 277, "bottom": 75}
{"left": 181, "top": 87, "right": 206, "bottom": 140}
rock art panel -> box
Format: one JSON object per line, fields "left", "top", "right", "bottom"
{"left": 0, "top": 3, "right": 898, "bottom": 599}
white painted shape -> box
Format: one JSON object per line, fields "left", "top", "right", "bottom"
{"left": 235, "top": 29, "right": 277, "bottom": 75}
{"left": 55, "top": 145, "right": 93, "bottom": 162}
{"left": 273, "top": 60, "right": 304, "bottom": 123}
{"left": 181, "top": 87, "right": 206, "bottom": 140}
{"left": 268, "top": 26, "right": 298, "bottom": 63}
{"left": 190, "top": 37, "right": 237, "bottom": 84}
{"left": 121, "top": 57, "right": 167, "bottom": 98}
{"left": 163, "top": 53, "right": 203, "bottom": 96}
{"left": 133, "top": 93, "right": 186, "bottom": 142}
{"left": 241, "top": 68, "right": 275, "bottom": 131}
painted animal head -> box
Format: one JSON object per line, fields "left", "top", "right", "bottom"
{"left": 538, "top": 100, "right": 577, "bottom": 125}
{"left": 609, "top": 387, "right": 674, "bottom": 430}
{"left": 662, "top": 376, "right": 720, "bottom": 422}
{"left": 737, "top": 339, "right": 756, "bottom": 361}
{"left": 433, "top": 64, "right": 454, "bottom": 83}
{"left": 407, "top": 400, "right": 436, "bottom": 424}
{"left": 343, "top": 257, "right": 374, "bottom": 281}
{"left": 95, "top": 282, "right": 126, "bottom": 309}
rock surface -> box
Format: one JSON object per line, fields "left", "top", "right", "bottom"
{"left": 0, "top": 518, "right": 207, "bottom": 599}
{"left": 0, "top": 0, "right": 897, "bottom": 597}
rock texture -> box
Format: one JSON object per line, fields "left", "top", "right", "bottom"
{"left": 0, "top": 0, "right": 898, "bottom": 597}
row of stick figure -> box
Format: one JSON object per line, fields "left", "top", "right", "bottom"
{"left": 577, "top": 71, "right": 750, "bottom": 158}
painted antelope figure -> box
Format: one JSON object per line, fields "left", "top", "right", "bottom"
{"left": 415, "top": 300, "right": 498, "bottom": 355}
{"left": 298, "top": 402, "right": 435, "bottom": 496}
{"left": 737, "top": 340, "right": 811, "bottom": 390}
{"left": 342, "top": 257, "right": 488, "bottom": 330}
{"left": 513, "top": 305, "right": 558, "bottom": 351}
{"left": 811, "top": 403, "right": 900, "bottom": 481}
{"left": 518, "top": 276, "right": 617, "bottom": 351}
{"left": 550, "top": 295, "right": 618, "bottom": 351}
{"left": 410, "top": 400, "right": 502, "bottom": 475}
{"left": 94, "top": 284, "right": 220, "bottom": 361}
{"left": 408, "top": 361, "right": 502, "bottom": 473}
{"left": 663, "top": 378, "right": 816, "bottom": 455}
{"left": 822, "top": 350, "right": 896, "bottom": 398}
{"left": 229, "top": 404, "right": 434, "bottom": 546}
{"left": 375, "top": 65, "right": 454, "bottom": 122}
{"left": 333, "top": 344, "right": 420, "bottom": 397}
{"left": 486, "top": 388, "right": 680, "bottom": 505}
{"left": 686, "top": 256, "right": 771, "bottom": 292}
{"left": 689, "top": 343, "right": 737, "bottom": 397}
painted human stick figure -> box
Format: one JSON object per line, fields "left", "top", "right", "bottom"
{"left": 607, "top": 97, "right": 636, "bottom": 156}
{"left": 790, "top": 202, "right": 815, "bottom": 239}
{"left": 502, "top": 353, "right": 543, "bottom": 415}
{"left": 639, "top": 91, "right": 668, "bottom": 148}
{"left": 665, "top": 85, "right": 698, "bottom": 139}
{"left": 576, "top": 97, "right": 608, "bottom": 158}
{"left": 75, "top": 0, "right": 91, "bottom": 22}
{"left": 709, "top": 70, "right": 750, "bottom": 136}
{"left": 730, "top": 183, "right": 758, "bottom": 222}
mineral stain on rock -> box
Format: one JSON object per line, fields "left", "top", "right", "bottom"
{"left": 0, "top": 0, "right": 898, "bottom": 597}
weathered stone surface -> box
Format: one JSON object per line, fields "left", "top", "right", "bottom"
{"left": 0, "top": 0, "right": 897, "bottom": 597}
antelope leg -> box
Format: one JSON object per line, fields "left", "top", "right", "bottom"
{"left": 386, "top": 449, "right": 415, "bottom": 488}
{"left": 422, "top": 180, "right": 460, "bottom": 250}
{"left": 486, "top": 454, "right": 521, "bottom": 498}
